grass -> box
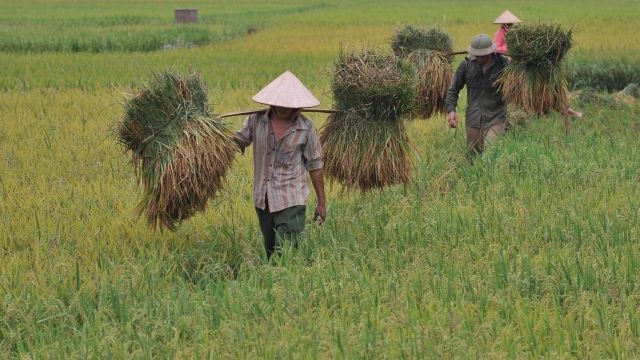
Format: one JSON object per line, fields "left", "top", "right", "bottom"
{"left": 569, "top": 57, "right": 640, "bottom": 91}
{"left": 0, "top": 2, "right": 330, "bottom": 53}
{"left": 1, "top": 0, "right": 640, "bottom": 357}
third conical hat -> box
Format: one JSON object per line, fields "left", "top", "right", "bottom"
{"left": 494, "top": 10, "right": 521, "bottom": 24}
{"left": 251, "top": 71, "right": 320, "bottom": 108}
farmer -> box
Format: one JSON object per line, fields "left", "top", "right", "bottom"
{"left": 493, "top": 10, "right": 583, "bottom": 119}
{"left": 445, "top": 34, "right": 509, "bottom": 154}
{"left": 234, "top": 71, "right": 327, "bottom": 258}
{"left": 493, "top": 10, "right": 521, "bottom": 55}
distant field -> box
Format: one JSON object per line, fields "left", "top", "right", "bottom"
{"left": 1, "top": 0, "right": 640, "bottom": 358}
{"left": 0, "top": 2, "right": 331, "bottom": 53}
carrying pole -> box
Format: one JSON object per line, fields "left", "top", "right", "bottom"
{"left": 219, "top": 108, "right": 338, "bottom": 119}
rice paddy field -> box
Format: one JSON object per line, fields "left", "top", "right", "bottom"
{"left": 1, "top": 0, "right": 640, "bottom": 358}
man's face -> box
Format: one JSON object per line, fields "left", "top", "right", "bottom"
{"left": 475, "top": 54, "right": 491, "bottom": 65}
{"left": 273, "top": 106, "right": 298, "bottom": 119}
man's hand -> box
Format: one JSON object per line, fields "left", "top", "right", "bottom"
{"left": 447, "top": 111, "right": 458, "bottom": 128}
{"left": 313, "top": 204, "right": 326, "bottom": 225}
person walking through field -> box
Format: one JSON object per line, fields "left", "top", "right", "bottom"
{"left": 234, "top": 71, "right": 327, "bottom": 258}
{"left": 445, "top": 34, "right": 509, "bottom": 155}
{"left": 493, "top": 10, "right": 521, "bottom": 55}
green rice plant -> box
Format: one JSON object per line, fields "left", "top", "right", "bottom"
{"left": 0, "top": 25, "right": 247, "bottom": 53}
{"left": 391, "top": 26, "right": 453, "bottom": 118}
{"left": 321, "top": 49, "right": 416, "bottom": 190}
{"left": 496, "top": 23, "right": 573, "bottom": 114}
{"left": 506, "top": 104, "right": 536, "bottom": 128}
{"left": 568, "top": 58, "right": 640, "bottom": 92}
{"left": 3, "top": 1, "right": 640, "bottom": 358}
{"left": 117, "top": 71, "right": 237, "bottom": 230}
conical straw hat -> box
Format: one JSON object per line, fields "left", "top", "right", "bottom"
{"left": 494, "top": 10, "right": 521, "bottom": 24}
{"left": 252, "top": 70, "right": 320, "bottom": 108}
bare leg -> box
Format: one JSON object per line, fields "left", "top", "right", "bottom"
{"left": 568, "top": 107, "right": 582, "bottom": 118}
{"left": 466, "top": 126, "right": 483, "bottom": 156}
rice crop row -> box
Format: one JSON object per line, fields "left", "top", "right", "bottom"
{"left": 568, "top": 57, "right": 640, "bottom": 92}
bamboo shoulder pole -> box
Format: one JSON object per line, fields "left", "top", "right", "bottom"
{"left": 446, "top": 50, "right": 511, "bottom": 56}
{"left": 219, "top": 108, "right": 338, "bottom": 119}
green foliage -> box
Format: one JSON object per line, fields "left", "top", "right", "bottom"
{"left": 2, "top": 0, "right": 640, "bottom": 358}
{"left": 0, "top": 26, "right": 234, "bottom": 53}
{"left": 568, "top": 58, "right": 640, "bottom": 92}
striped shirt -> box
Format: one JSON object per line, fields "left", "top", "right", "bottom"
{"left": 234, "top": 110, "right": 323, "bottom": 213}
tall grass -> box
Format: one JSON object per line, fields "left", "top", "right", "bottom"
{"left": 0, "top": 25, "right": 245, "bottom": 53}
{"left": 568, "top": 57, "right": 640, "bottom": 91}
{"left": 1, "top": 0, "right": 640, "bottom": 357}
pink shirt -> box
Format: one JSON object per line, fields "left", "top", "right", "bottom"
{"left": 494, "top": 26, "right": 508, "bottom": 54}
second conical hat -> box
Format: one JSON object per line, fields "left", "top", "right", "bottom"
{"left": 251, "top": 70, "right": 320, "bottom": 108}
{"left": 494, "top": 10, "right": 521, "bottom": 24}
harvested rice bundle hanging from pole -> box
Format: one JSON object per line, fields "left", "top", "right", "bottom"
{"left": 320, "top": 49, "right": 416, "bottom": 191}
{"left": 496, "top": 23, "right": 574, "bottom": 114}
{"left": 391, "top": 26, "right": 454, "bottom": 118}
{"left": 117, "top": 72, "right": 237, "bottom": 231}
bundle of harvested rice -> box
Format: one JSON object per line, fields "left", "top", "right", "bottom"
{"left": 408, "top": 50, "right": 452, "bottom": 118}
{"left": 496, "top": 23, "right": 573, "bottom": 114}
{"left": 320, "top": 49, "right": 416, "bottom": 190}
{"left": 392, "top": 26, "right": 453, "bottom": 118}
{"left": 391, "top": 25, "right": 452, "bottom": 59}
{"left": 117, "top": 72, "right": 237, "bottom": 230}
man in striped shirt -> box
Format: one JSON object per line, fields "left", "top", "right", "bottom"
{"left": 234, "top": 71, "right": 327, "bottom": 258}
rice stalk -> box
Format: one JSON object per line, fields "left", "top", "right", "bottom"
{"left": 499, "top": 63, "right": 569, "bottom": 114}
{"left": 321, "top": 110, "right": 414, "bottom": 191}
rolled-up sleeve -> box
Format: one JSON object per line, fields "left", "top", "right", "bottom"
{"left": 234, "top": 115, "right": 255, "bottom": 151}
{"left": 445, "top": 60, "right": 467, "bottom": 113}
{"left": 303, "top": 126, "right": 323, "bottom": 171}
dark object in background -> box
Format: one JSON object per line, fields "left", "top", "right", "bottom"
{"left": 175, "top": 8, "right": 198, "bottom": 23}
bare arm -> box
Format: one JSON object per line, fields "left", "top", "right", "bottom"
{"left": 309, "top": 169, "right": 326, "bottom": 224}
{"left": 445, "top": 60, "right": 467, "bottom": 128}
